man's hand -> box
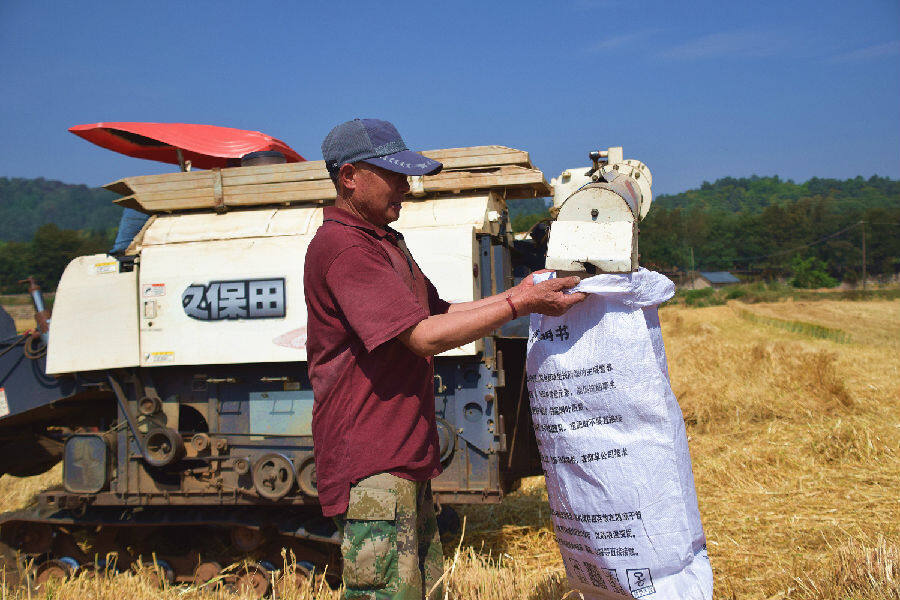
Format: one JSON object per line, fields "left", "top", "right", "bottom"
{"left": 514, "top": 268, "right": 552, "bottom": 291}
{"left": 510, "top": 276, "right": 587, "bottom": 317}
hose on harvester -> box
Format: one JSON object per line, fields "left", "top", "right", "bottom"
{"left": 23, "top": 333, "right": 47, "bottom": 359}
{"left": 0, "top": 333, "right": 29, "bottom": 359}
{"left": 0, "top": 331, "right": 46, "bottom": 360}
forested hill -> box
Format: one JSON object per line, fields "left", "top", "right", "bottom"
{"left": 641, "top": 175, "right": 899, "bottom": 281}
{"left": 509, "top": 174, "right": 899, "bottom": 284}
{"left": 0, "top": 177, "right": 121, "bottom": 241}
{"left": 654, "top": 175, "right": 899, "bottom": 213}
{"left": 3, "top": 174, "right": 897, "bottom": 242}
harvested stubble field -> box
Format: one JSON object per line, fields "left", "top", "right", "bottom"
{"left": 1, "top": 299, "right": 897, "bottom": 599}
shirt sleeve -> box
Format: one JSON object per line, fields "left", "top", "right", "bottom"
{"left": 325, "top": 245, "right": 429, "bottom": 352}
{"left": 426, "top": 277, "right": 451, "bottom": 316}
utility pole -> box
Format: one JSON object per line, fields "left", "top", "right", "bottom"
{"left": 861, "top": 220, "right": 867, "bottom": 291}
{"left": 689, "top": 247, "right": 695, "bottom": 289}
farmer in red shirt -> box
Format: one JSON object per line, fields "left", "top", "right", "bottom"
{"left": 304, "top": 118, "right": 585, "bottom": 599}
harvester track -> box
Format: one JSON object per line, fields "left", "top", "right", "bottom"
{"left": 0, "top": 505, "right": 341, "bottom": 596}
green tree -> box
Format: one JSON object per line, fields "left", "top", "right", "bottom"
{"left": 790, "top": 256, "right": 837, "bottom": 288}
{"left": 0, "top": 241, "right": 31, "bottom": 293}
{"left": 511, "top": 210, "right": 550, "bottom": 233}
{"left": 29, "top": 224, "right": 87, "bottom": 290}
{"left": 642, "top": 175, "right": 899, "bottom": 282}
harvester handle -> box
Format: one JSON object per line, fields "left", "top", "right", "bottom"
{"left": 19, "top": 277, "right": 51, "bottom": 336}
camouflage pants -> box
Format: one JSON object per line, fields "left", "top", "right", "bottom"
{"left": 335, "top": 473, "right": 444, "bottom": 600}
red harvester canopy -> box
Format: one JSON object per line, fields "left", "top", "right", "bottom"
{"left": 69, "top": 122, "right": 304, "bottom": 169}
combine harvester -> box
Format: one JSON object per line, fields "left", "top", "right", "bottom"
{"left": 0, "top": 122, "right": 651, "bottom": 595}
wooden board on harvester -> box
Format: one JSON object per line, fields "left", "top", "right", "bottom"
{"left": 106, "top": 145, "right": 551, "bottom": 213}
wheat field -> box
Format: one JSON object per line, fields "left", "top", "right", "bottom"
{"left": 1, "top": 299, "right": 897, "bottom": 599}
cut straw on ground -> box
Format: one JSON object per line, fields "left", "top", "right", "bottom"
{"left": 1, "top": 298, "right": 897, "bottom": 599}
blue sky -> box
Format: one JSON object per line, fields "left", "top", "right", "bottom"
{"left": 0, "top": 0, "right": 897, "bottom": 195}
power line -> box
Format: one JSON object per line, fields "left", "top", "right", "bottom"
{"left": 660, "top": 201, "right": 897, "bottom": 212}
{"left": 658, "top": 196, "right": 899, "bottom": 209}
{"left": 717, "top": 222, "right": 861, "bottom": 264}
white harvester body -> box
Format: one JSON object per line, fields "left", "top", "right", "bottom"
{"left": 46, "top": 146, "right": 540, "bottom": 374}
{"left": 46, "top": 144, "right": 653, "bottom": 375}
{"left": 46, "top": 194, "right": 510, "bottom": 374}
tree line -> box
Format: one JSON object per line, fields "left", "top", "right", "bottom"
{"left": 0, "top": 174, "right": 897, "bottom": 294}
{"left": 0, "top": 224, "right": 114, "bottom": 294}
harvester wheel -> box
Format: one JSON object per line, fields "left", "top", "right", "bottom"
{"left": 274, "top": 561, "right": 313, "bottom": 598}
{"left": 230, "top": 526, "right": 265, "bottom": 552}
{"left": 252, "top": 453, "right": 295, "bottom": 500}
{"left": 34, "top": 557, "right": 79, "bottom": 589}
{"left": 138, "top": 558, "right": 175, "bottom": 588}
{"left": 296, "top": 457, "right": 318, "bottom": 497}
{"left": 236, "top": 562, "right": 271, "bottom": 598}
{"left": 193, "top": 560, "right": 222, "bottom": 585}
{"left": 143, "top": 428, "right": 185, "bottom": 468}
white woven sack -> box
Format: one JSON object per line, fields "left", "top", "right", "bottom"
{"left": 526, "top": 269, "right": 712, "bottom": 600}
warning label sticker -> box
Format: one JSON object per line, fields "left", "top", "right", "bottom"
{"left": 142, "top": 283, "right": 166, "bottom": 298}
{"left": 144, "top": 351, "right": 174, "bottom": 364}
{"left": 0, "top": 388, "right": 8, "bottom": 418}
{"left": 93, "top": 261, "right": 117, "bottom": 275}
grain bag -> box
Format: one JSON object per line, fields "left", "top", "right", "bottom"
{"left": 526, "top": 269, "right": 712, "bottom": 599}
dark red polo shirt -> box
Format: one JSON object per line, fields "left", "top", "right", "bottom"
{"left": 303, "top": 206, "right": 450, "bottom": 517}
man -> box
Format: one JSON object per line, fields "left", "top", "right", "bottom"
{"left": 304, "top": 118, "right": 585, "bottom": 599}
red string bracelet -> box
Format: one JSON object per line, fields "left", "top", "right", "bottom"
{"left": 505, "top": 295, "right": 519, "bottom": 320}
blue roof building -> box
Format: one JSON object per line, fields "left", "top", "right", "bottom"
{"left": 693, "top": 271, "right": 741, "bottom": 288}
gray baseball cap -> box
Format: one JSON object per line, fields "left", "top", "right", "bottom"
{"left": 322, "top": 118, "right": 443, "bottom": 179}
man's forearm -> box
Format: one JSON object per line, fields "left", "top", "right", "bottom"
{"left": 399, "top": 275, "right": 585, "bottom": 357}
{"left": 446, "top": 292, "right": 509, "bottom": 313}
{"left": 399, "top": 298, "right": 515, "bottom": 356}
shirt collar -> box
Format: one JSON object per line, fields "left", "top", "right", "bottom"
{"left": 323, "top": 206, "right": 403, "bottom": 241}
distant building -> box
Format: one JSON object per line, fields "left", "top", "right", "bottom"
{"left": 690, "top": 271, "right": 741, "bottom": 289}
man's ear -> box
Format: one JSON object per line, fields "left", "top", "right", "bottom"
{"left": 338, "top": 163, "right": 357, "bottom": 193}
